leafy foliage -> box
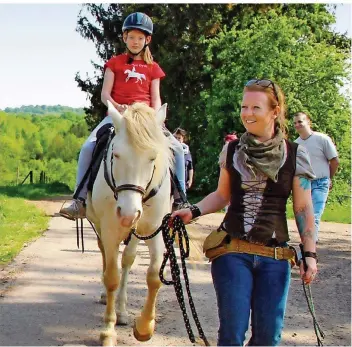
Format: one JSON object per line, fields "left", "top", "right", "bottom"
{"left": 3, "top": 105, "right": 85, "bottom": 115}
{"left": 0, "top": 109, "right": 88, "bottom": 190}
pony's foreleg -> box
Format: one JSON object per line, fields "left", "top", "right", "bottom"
{"left": 116, "top": 235, "right": 139, "bottom": 325}
{"left": 100, "top": 236, "right": 119, "bottom": 347}
{"left": 97, "top": 237, "right": 108, "bottom": 304}
{"left": 134, "top": 233, "right": 163, "bottom": 341}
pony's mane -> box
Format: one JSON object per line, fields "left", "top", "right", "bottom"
{"left": 123, "top": 103, "right": 174, "bottom": 182}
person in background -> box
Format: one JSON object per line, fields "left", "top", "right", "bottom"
{"left": 60, "top": 12, "right": 186, "bottom": 220}
{"left": 293, "top": 111, "right": 339, "bottom": 242}
{"left": 174, "top": 128, "right": 194, "bottom": 190}
{"left": 171, "top": 79, "right": 317, "bottom": 346}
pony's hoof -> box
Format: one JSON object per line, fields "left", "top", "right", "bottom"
{"left": 100, "top": 332, "right": 117, "bottom": 347}
{"left": 116, "top": 312, "right": 129, "bottom": 326}
{"left": 133, "top": 321, "right": 153, "bottom": 342}
{"left": 133, "top": 326, "right": 152, "bottom": 341}
{"left": 99, "top": 291, "right": 107, "bottom": 305}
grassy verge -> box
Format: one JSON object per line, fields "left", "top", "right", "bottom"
{"left": 0, "top": 195, "right": 48, "bottom": 266}
{"left": 0, "top": 182, "right": 72, "bottom": 267}
{"left": 0, "top": 181, "right": 72, "bottom": 200}
{"left": 286, "top": 202, "right": 351, "bottom": 224}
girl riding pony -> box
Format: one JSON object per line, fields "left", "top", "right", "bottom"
{"left": 60, "top": 12, "right": 186, "bottom": 220}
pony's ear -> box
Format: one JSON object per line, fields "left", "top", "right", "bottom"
{"left": 107, "top": 100, "right": 123, "bottom": 129}
{"left": 156, "top": 103, "right": 167, "bottom": 125}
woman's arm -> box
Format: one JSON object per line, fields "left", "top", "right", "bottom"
{"left": 292, "top": 176, "right": 317, "bottom": 283}
{"left": 150, "top": 78, "right": 161, "bottom": 111}
{"left": 171, "top": 168, "right": 231, "bottom": 224}
{"left": 101, "top": 68, "right": 127, "bottom": 113}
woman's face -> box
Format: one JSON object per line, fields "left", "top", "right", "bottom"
{"left": 240, "top": 91, "right": 279, "bottom": 141}
{"left": 124, "top": 30, "right": 151, "bottom": 55}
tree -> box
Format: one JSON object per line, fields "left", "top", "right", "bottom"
{"left": 198, "top": 7, "right": 351, "bottom": 191}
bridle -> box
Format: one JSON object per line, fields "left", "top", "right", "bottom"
{"left": 103, "top": 130, "right": 166, "bottom": 204}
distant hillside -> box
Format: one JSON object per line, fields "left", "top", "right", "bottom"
{"left": 3, "top": 105, "right": 85, "bottom": 115}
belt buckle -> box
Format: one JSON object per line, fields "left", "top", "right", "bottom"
{"left": 274, "top": 247, "right": 279, "bottom": 260}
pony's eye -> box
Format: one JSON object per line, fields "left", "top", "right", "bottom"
{"left": 149, "top": 158, "right": 156, "bottom": 162}
{"left": 114, "top": 153, "right": 120, "bottom": 159}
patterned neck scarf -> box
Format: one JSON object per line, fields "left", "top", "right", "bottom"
{"left": 237, "top": 127, "right": 285, "bottom": 182}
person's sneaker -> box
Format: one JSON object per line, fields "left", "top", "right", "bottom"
{"left": 59, "top": 199, "right": 86, "bottom": 220}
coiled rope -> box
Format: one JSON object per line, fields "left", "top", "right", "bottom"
{"left": 158, "top": 214, "right": 210, "bottom": 346}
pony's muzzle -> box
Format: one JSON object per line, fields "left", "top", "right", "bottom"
{"left": 117, "top": 206, "right": 142, "bottom": 228}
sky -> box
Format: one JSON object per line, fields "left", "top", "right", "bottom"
{"left": 0, "top": 3, "right": 351, "bottom": 110}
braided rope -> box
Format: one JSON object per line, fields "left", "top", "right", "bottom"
{"left": 299, "top": 244, "right": 325, "bottom": 346}
{"left": 302, "top": 281, "right": 325, "bottom": 346}
{"left": 159, "top": 214, "right": 210, "bottom": 346}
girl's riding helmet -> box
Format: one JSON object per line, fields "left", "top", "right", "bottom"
{"left": 122, "top": 12, "right": 153, "bottom": 35}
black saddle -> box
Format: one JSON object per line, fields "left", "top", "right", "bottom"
{"left": 73, "top": 123, "right": 114, "bottom": 199}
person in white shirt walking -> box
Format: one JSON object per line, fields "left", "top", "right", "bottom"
{"left": 293, "top": 111, "right": 339, "bottom": 242}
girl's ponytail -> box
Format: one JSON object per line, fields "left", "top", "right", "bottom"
{"left": 143, "top": 46, "right": 153, "bottom": 65}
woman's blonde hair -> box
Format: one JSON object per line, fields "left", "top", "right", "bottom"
{"left": 123, "top": 30, "right": 153, "bottom": 65}
{"left": 243, "top": 81, "right": 287, "bottom": 137}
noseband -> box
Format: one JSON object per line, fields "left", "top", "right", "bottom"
{"left": 103, "top": 137, "right": 164, "bottom": 204}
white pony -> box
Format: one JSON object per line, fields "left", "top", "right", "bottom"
{"left": 86, "top": 101, "right": 173, "bottom": 346}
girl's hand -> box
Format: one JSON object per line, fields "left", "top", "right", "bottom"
{"left": 169, "top": 208, "right": 193, "bottom": 226}
{"left": 116, "top": 103, "right": 128, "bottom": 113}
{"left": 299, "top": 257, "right": 318, "bottom": 284}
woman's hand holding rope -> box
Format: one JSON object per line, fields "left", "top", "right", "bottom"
{"left": 169, "top": 208, "right": 193, "bottom": 226}
{"left": 300, "top": 256, "right": 318, "bottom": 285}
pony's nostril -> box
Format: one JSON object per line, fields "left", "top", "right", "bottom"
{"left": 116, "top": 206, "right": 122, "bottom": 217}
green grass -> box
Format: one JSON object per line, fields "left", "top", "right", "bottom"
{"left": 0, "top": 181, "right": 72, "bottom": 200}
{"left": 0, "top": 194, "right": 48, "bottom": 266}
{"left": 286, "top": 201, "right": 351, "bottom": 224}
{"left": 0, "top": 182, "right": 72, "bottom": 267}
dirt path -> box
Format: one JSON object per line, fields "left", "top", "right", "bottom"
{"left": 0, "top": 198, "right": 350, "bottom": 346}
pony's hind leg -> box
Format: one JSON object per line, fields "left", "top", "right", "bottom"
{"left": 116, "top": 235, "right": 140, "bottom": 325}
{"left": 99, "top": 235, "right": 119, "bottom": 346}
{"left": 134, "top": 233, "right": 164, "bottom": 341}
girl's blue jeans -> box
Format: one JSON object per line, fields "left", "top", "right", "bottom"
{"left": 311, "top": 177, "right": 330, "bottom": 242}
{"left": 211, "top": 253, "right": 291, "bottom": 346}
{"left": 75, "top": 116, "right": 186, "bottom": 199}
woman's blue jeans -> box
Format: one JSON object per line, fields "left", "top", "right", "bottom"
{"left": 311, "top": 177, "right": 330, "bottom": 242}
{"left": 211, "top": 253, "right": 291, "bottom": 346}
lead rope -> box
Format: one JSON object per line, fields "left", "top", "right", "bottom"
{"left": 300, "top": 244, "right": 325, "bottom": 346}
{"left": 159, "top": 214, "right": 210, "bottom": 346}
{"left": 302, "top": 283, "right": 325, "bottom": 346}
